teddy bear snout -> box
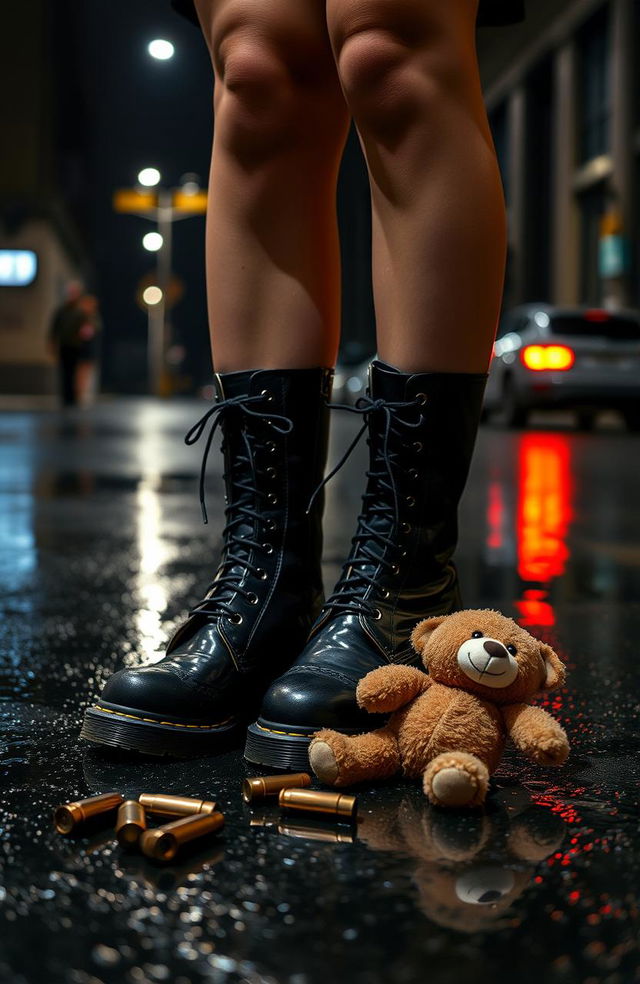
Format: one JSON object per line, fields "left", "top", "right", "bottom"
{"left": 483, "top": 640, "right": 509, "bottom": 660}
{"left": 456, "top": 636, "right": 519, "bottom": 689}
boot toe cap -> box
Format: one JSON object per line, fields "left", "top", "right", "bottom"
{"left": 258, "top": 668, "right": 378, "bottom": 732}
{"left": 98, "top": 665, "right": 215, "bottom": 722}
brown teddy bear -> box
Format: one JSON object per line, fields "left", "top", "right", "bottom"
{"left": 309, "top": 609, "right": 569, "bottom": 807}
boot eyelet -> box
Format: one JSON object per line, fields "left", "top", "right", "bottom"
{"left": 401, "top": 522, "right": 411, "bottom": 534}
{"left": 247, "top": 592, "right": 258, "bottom": 605}
{"left": 390, "top": 564, "right": 400, "bottom": 575}
{"left": 265, "top": 441, "right": 277, "bottom": 453}
{"left": 267, "top": 493, "right": 278, "bottom": 505}
{"left": 229, "top": 613, "right": 243, "bottom": 624}
{"left": 371, "top": 608, "right": 382, "bottom": 620}
{"left": 266, "top": 467, "right": 277, "bottom": 479}
{"left": 415, "top": 393, "right": 427, "bottom": 406}
{"left": 413, "top": 441, "right": 423, "bottom": 452}
{"left": 400, "top": 549, "right": 408, "bottom": 558}
{"left": 256, "top": 568, "right": 268, "bottom": 579}
{"left": 265, "top": 520, "right": 276, "bottom": 532}
{"left": 380, "top": 588, "right": 390, "bottom": 599}
{"left": 262, "top": 543, "right": 274, "bottom": 554}
{"left": 408, "top": 468, "right": 418, "bottom": 480}
{"left": 260, "top": 389, "right": 274, "bottom": 402}
{"left": 406, "top": 496, "right": 415, "bottom": 507}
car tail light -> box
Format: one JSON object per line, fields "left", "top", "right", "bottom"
{"left": 521, "top": 345, "right": 575, "bottom": 371}
{"left": 584, "top": 308, "right": 611, "bottom": 322}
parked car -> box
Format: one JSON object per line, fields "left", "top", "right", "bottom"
{"left": 484, "top": 304, "right": 640, "bottom": 429}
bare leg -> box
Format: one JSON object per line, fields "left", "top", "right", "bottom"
{"left": 192, "top": 0, "right": 351, "bottom": 371}
{"left": 326, "top": 0, "right": 507, "bottom": 373}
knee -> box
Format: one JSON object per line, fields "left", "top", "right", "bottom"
{"left": 211, "top": 28, "right": 348, "bottom": 163}
{"left": 330, "top": 9, "right": 474, "bottom": 138}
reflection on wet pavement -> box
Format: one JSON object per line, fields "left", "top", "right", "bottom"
{"left": 1, "top": 401, "right": 639, "bottom": 983}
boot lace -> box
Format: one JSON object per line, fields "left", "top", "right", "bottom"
{"left": 306, "top": 394, "right": 425, "bottom": 620}
{"left": 183, "top": 393, "right": 293, "bottom": 621}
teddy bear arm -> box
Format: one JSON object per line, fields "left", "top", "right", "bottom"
{"left": 356, "top": 665, "right": 431, "bottom": 713}
{"left": 502, "top": 703, "right": 569, "bottom": 766}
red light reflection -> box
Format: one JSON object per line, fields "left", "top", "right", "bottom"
{"left": 486, "top": 432, "right": 574, "bottom": 629}
{"left": 517, "top": 434, "right": 573, "bottom": 583}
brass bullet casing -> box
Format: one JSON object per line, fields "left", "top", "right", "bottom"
{"left": 140, "top": 811, "right": 225, "bottom": 863}
{"left": 138, "top": 794, "right": 217, "bottom": 818}
{"left": 278, "top": 820, "right": 357, "bottom": 844}
{"left": 116, "top": 800, "right": 147, "bottom": 847}
{"left": 279, "top": 788, "right": 357, "bottom": 820}
{"left": 53, "top": 792, "right": 124, "bottom": 835}
{"left": 242, "top": 773, "right": 311, "bottom": 804}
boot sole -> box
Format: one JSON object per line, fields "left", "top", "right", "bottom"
{"left": 80, "top": 703, "right": 242, "bottom": 757}
{"left": 244, "top": 719, "right": 364, "bottom": 772}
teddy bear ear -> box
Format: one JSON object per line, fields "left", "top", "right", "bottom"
{"left": 410, "top": 616, "right": 448, "bottom": 656}
{"left": 539, "top": 643, "right": 566, "bottom": 691}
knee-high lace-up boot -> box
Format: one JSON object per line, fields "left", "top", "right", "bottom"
{"left": 245, "top": 359, "right": 487, "bottom": 769}
{"left": 81, "top": 366, "right": 333, "bottom": 755}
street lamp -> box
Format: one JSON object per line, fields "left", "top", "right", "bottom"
{"left": 138, "top": 167, "right": 161, "bottom": 188}
{"left": 143, "top": 232, "right": 163, "bottom": 252}
{"left": 143, "top": 286, "right": 163, "bottom": 306}
{"left": 148, "top": 39, "right": 175, "bottom": 61}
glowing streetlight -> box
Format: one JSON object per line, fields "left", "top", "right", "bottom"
{"left": 143, "top": 232, "right": 163, "bottom": 252}
{"left": 143, "top": 286, "right": 163, "bottom": 306}
{"left": 138, "top": 167, "right": 161, "bottom": 187}
{"left": 148, "top": 39, "right": 175, "bottom": 61}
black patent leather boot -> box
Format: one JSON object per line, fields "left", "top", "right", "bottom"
{"left": 81, "top": 366, "right": 333, "bottom": 755}
{"left": 245, "top": 359, "right": 487, "bottom": 769}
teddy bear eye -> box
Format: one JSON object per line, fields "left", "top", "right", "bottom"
{"left": 471, "top": 630, "right": 484, "bottom": 639}
{"left": 507, "top": 644, "right": 517, "bottom": 655}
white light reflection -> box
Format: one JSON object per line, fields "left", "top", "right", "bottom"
{"left": 134, "top": 475, "right": 170, "bottom": 664}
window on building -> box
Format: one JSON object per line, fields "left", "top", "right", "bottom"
{"left": 578, "top": 181, "right": 608, "bottom": 304}
{"left": 577, "top": 5, "right": 611, "bottom": 163}
{"left": 634, "top": 0, "right": 640, "bottom": 126}
{"left": 524, "top": 56, "right": 554, "bottom": 302}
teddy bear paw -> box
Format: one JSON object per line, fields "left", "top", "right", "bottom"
{"left": 424, "top": 753, "right": 489, "bottom": 808}
{"left": 533, "top": 735, "right": 569, "bottom": 767}
{"left": 308, "top": 739, "right": 340, "bottom": 784}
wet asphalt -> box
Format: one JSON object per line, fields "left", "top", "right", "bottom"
{"left": 0, "top": 398, "right": 638, "bottom": 984}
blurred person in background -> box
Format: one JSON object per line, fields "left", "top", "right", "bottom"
{"left": 48, "top": 283, "right": 102, "bottom": 407}
{"left": 82, "top": 0, "right": 523, "bottom": 766}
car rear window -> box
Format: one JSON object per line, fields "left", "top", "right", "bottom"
{"left": 550, "top": 312, "right": 640, "bottom": 340}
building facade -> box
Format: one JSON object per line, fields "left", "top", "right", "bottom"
{"left": 478, "top": 0, "right": 639, "bottom": 312}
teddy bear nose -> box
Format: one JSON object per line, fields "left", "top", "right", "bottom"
{"left": 483, "top": 640, "right": 509, "bottom": 660}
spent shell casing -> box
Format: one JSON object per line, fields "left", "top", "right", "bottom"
{"left": 140, "top": 811, "right": 225, "bottom": 862}
{"left": 138, "top": 794, "right": 217, "bottom": 817}
{"left": 116, "top": 800, "right": 147, "bottom": 847}
{"left": 242, "top": 772, "right": 311, "bottom": 804}
{"left": 53, "top": 792, "right": 124, "bottom": 835}
{"left": 278, "top": 788, "right": 357, "bottom": 820}
{"left": 278, "top": 820, "right": 357, "bottom": 844}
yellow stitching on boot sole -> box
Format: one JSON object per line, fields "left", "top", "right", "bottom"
{"left": 92, "top": 705, "right": 235, "bottom": 730}
{"left": 255, "top": 723, "right": 309, "bottom": 738}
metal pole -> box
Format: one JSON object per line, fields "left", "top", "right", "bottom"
{"left": 155, "top": 189, "right": 174, "bottom": 396}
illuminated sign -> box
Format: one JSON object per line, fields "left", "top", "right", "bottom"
{"left": 0, "top": 250, "right": 38, "bottom": 286}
